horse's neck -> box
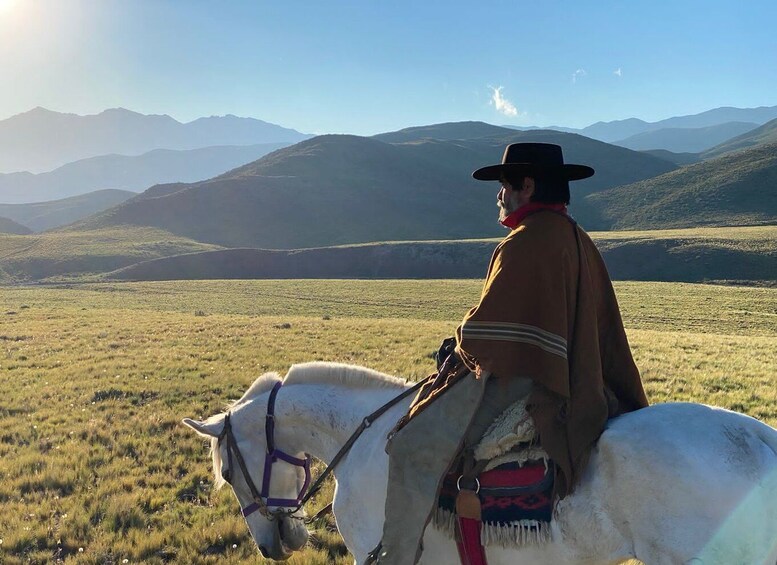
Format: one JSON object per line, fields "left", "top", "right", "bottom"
{"left": 274, "top": 382, "right": 411, "bottom": 464}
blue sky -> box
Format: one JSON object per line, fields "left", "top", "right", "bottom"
{"left": 0, "top": 0, "right": 775, "bottom": 134}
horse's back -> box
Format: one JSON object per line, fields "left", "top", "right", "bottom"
{"left": 581, "top": 403, "right": 777, "bottom": 564}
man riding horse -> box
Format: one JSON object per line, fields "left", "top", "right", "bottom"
{"left": 372, "top": 143, "right": 649, "bottom": 564}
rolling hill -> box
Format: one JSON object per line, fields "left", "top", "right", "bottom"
{"left": 70, "top": 124, "right": 678, "bottom": 248}
{"left": 0, "top": 189, "right": 136, "bottom": 232}
{"left": 639, "top": 149, "right": 701, "bottom": 166}
{"left": 702, "top": 117, "right": 777, "bottom": 159}
{"left": 107, "top": 226, "right": 776, "bottom": 285}
{"left": 0, "top": 107, "right": 311, "bottom": 173}
{"left": 587, "top": 141, "right": 777, "bottom": 230}
{"left": 0, "top": 142, "right": 293, "bottom": 203}
{"left": 0, "top": 216, "right": 32, "bottom": 235}
{"left": 613, "top": 122, "right": 758, "bottom": 153}
{"left": 0, "top": 226, "right": 222, "bottom": 282}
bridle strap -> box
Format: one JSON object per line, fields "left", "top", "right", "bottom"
{"left": 265, "top": 381, "right": 281, "bottom": 452}
{"left": 223, "top": 413, "right": 266, "bottom": 506}
{"left": 220, "top": 374, "right": 431, "bottom": 520}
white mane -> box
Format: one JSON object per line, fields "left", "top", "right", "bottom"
{"left": 230, "top": 371, "right": 283, "bottom": 409}
{"left": 283, "top": 362, "right": 409, "bottom": 390}
{"left": 229, "top": 362, "right": 407, "bottom": 410}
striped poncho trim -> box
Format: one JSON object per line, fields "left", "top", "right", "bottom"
{"left": 460, "top": 321, "right": 568, "bottom": 360}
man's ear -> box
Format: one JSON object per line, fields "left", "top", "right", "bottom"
{"left": 522, "top": 176, "right": 536, "bottom": 197}
{"left": 182, "top": 417, "right": 223, "bottom": 438}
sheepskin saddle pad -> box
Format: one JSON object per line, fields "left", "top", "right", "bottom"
{"left": 433, "top": 398, "right": 554, "bottom": 547}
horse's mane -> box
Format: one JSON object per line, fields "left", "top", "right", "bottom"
{"left": 283, "top": 361, "right": 409, "bottom": 390}
{"left": 210, "top": 362, "right": 409, "bottom": 489}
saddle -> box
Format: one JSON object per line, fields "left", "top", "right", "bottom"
{"left": 433, "top": 398, "right": 554, "bottom": 564}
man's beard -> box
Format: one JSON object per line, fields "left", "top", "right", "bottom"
{"left": 497, "top": 193, "right": 520, "bottom": 224}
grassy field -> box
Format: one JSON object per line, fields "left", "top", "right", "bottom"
{"left": 0, "top": 280, "right": 775, "bottom": 564}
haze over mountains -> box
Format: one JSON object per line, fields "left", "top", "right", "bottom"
{"left": 0, "top": 142, "right": 292, "bottom": 204}
{"left": 614, "top": 122, "right": 759, "bottom": 153}
{"left": 506, "top": 105, "right": 777, "bottom": 155}
{"left": 0, "top": 107, "right": 311, "bottom": 173}
{"left": 0, "top": 190, "right": 136, "bottom": 232}
{"left": 1, "top": 104, "right": 773, "bottom": 210}
{"left": 534, "top": 105, "right": 777, "bottom": 143}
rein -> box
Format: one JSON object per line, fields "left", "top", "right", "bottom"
{"left": 218, "top": 376, "right": 430, "bottom": 521}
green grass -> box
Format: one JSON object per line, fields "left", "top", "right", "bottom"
{"left": 0, "top": 280, "right": 774, "bottom": 563}
{"left": 0, "top": 226, "right": 221, "bottom": 283}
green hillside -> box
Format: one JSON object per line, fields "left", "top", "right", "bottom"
{"left": 639, "top": 149, "right": 701, "bottom": 166}
{"left": 107, "top": 226, "right": 775, "bottom": 285}
{"left": 702, "top": 117, "right": 777, "bottom": 159}
{"left": 0, "top": 216, "right": 32, "bottom": 235}
{"left": 0, "top": 226, "right": 222, "bottom": 282}
{"left": 71, "top": 124, "right": 676, "bottom": 248}
{"left": 587, "top": 142, "right": 777, "bottom": 230}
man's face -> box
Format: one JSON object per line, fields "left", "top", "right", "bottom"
{"left": 497, "top": 177, "right": 534, "bottom": 223}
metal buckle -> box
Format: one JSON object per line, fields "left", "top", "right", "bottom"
{"left": 456, "top": 475, "right": 480, "bottom": 494}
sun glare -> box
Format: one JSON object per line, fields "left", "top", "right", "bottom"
{"left": 0, "top": 0, "right": 18, "bottom": 13}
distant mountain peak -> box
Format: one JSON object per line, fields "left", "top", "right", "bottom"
{"left": 101, "top": 107, "right": 140, "bottom": 115}
{"left": 15, "top": 106, "right": 72, "bottom": 119}
{"left": 0, "top": 107, "right": 311, "bottom": 174}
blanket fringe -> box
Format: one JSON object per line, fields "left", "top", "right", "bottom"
{"left": 432, "top": 508, "right": 551, "bottom": 548}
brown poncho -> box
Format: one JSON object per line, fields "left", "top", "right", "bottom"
{"left": 456, "top": 210, "right": 648, "bottom": 498}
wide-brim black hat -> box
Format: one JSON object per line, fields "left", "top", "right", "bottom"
{"left": 472, "top": 142, "right": 595, "bottom": 181}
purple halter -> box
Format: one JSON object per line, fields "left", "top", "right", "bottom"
{"left": 219, "top": 381, "right": 312, "bottom": 519}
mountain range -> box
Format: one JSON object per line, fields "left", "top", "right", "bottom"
{"left": 1, "top": 104, "right": 774, "bottom": 211}
{"left": 613, "top": 122, "right": 759, "bottom": 153}
{"left": 71, "top": 124, "right": 678, "bottom": 248}
{"left": 0, "top": 142, "right": 292, "bottom": 204}
{"left": 551, "top": 105, "right": 777, "bottom": 142}
{"left": 66, "top": 118, "right": 777, "bottom": 249}
{"left": 0, "top": 107, "right": 311, "bottom": 173}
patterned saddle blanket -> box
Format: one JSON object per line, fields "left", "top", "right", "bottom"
{"left": 432, "top": 398, "right": 554, "bottom": 547}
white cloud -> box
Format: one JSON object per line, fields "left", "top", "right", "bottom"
{"left": 614, "top": 67, "right": 623, "bottom": 77}
{"left": 572, "top": 68, "right": 587, "bottom": 84}
{"left": 489, "top": 86, "right": 518, "bottom": 117}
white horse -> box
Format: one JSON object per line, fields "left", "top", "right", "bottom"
{"left": 184, "top": 362, "right": 777, "bottom": 564}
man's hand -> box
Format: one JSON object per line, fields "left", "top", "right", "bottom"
{"left": 435, "top": 336, "right": 457, "bottom": 370}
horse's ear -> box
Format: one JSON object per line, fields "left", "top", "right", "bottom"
{"left": 182, "top": 417, "right": 222, "bottom": 438}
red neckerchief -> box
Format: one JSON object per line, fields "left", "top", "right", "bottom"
{"left": 500, "top": 202, "right": 568, "bottom": 230}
